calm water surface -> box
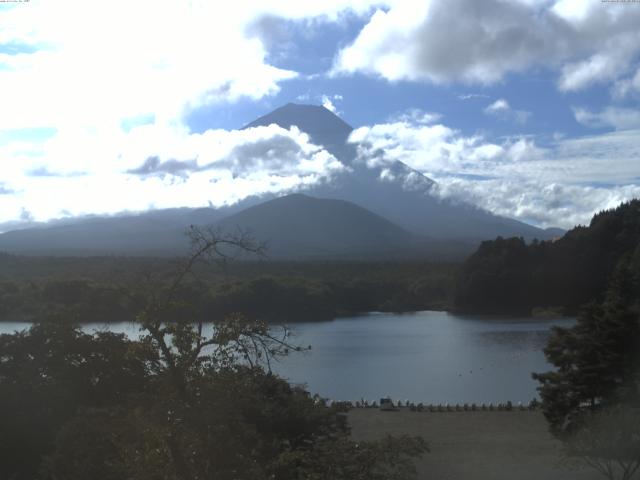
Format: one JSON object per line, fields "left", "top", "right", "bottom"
{"left": 0, "top": 311, "right": 574, "bottom": 404}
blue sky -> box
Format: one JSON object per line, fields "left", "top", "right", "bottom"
{"left": 0, "top": 0, "right": 639, "bottom": 229}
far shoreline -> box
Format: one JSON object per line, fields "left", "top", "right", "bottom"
{"left": 0, "top": 307, "right": 575, "bottom": 326}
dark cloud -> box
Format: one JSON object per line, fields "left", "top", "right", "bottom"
{"left": 19, "top": 208, "right": 33, "bottom": 222}
{"left": 27, "top": 167, "right": 87, "bottom": 178}
{"left": 413, "top": 0, "right": 548, "bottom": 81}
{"left": 0, "top": 184, "right": 14, "bottom": 195}
{"left": 215, "top": 134, "right": 307, "bottom": 175}
{"left": 336, "top": 0, "right": 640, "bottom": 88}
{"left": 0, "top": 42, "right": 38, "bottom": 56}
{"left": 245, "top": 14, "right": 298, "bottom": 64}
{"left": 246, "top": 15, "right": 292, "bottom": 50}
{"left": 28, "top": 166, "right": 58, "bottom": 177}
{"left": 127, "top": 156, "right": 198, "bottom": 177}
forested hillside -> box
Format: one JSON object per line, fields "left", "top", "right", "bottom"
{"left": 454, "top": 200, "right": 640, "bottom": 314}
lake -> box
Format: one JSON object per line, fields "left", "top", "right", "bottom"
{"left": 0, "top": 311, "right": 574, "bottom": 404}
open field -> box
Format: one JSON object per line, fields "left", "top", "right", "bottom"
{"left": 348, "top": 409, "right": 602, "bottom": 480}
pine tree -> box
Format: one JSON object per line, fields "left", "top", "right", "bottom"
{"left": 533, "top": 251, "right": 640, "bottom": 437}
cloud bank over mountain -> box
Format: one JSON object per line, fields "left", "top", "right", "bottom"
{"left": 0, "top": 124, "right": 344, "bottom": 225}
{"left": 350, "top": 112, "right": 640, "bottom": 228}
{"left": 0, "top": 0, "right": 638, "bottom": 231}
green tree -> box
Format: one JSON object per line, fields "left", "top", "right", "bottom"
{"left": 533, "top": 256, "right": 640, "bottom": 437}
{"left": 0, "top": 322, "right": 152, "bottom": 480}
{"left": 534, "top": 248, "right": 640, "bottom": 480}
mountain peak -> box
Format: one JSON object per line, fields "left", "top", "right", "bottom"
{"left": 242, "top": 103, "right": 353, "bottom": 151}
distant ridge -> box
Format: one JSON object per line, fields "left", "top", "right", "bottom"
{"left": 0, "top": 194, "right": 475, "bottom": 259}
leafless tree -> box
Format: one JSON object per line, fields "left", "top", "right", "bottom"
{"left": 133, "top": 225, "right": 305, "bottom": 394}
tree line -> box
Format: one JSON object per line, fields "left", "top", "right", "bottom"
{"left": 455, "top": 200, "right": 640, "bottom": 315}
{"left": 0, "top": 259, "right": 456, "bottom": 323}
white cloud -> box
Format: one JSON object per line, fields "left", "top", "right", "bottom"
{"left": 458, "top": 93, "right": 490, "bottom": 100}
{"left": 559, "top": 52, "right": 632, "bottom": 92}
{"left": 320, "top": 94, "right": 338, "bottom": 113}
{"left": 484, "top": 99, "right": 531, "bottom": 124}
{"left": 0, "top": 0, "right": 386, "bottom": 133}
{"left": 432, "top": 177, "right": 640, "bottom": 229}
{"left": 0, "top": 124, "right": 344, "bottom": 224}
{"left": 333, "top": 0, "right": 640, "bottom": 90}
{"left": 574, "top": 107, "right": 640, "bottom": 130}
{"left": 349, "top": 115, "right": 640, "bottom": 228}
{"left": 612, "top": 68, "right": 640, "bottom": 99}
{"left": 388, "top": 108, "right": 441, "bottom": 125}
{"left": 322, "top": 97, "right": 337, "bottom": 113}
{"left": 319, "top": 93, "right": 345, "bottom": 114}
{"left": 0, "top": 0, "right": 382, "bottom": 225}
{"left": 349, "top": 118, "right": 545, "bottom": 175}
{"left": 349, "top": 121, "right": 467, "bottom": 172}
{"left": 0, "top": 1, "right": 303, "bottom": 132}
{"left": 484, "top": 99, "right": 510, "bottom": 114}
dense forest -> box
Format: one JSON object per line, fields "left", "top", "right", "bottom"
{"left": 0, "top": 255, "right": 456, "bottom": 323}
{"left": 454, "top": 200, "right": 640, "bottom": 315}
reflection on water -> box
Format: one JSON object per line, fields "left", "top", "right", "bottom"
{"left": 0, "top": 311, "right": 574, "bottom": 404}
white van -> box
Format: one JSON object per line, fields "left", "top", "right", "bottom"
{"left": 380, "top": 397, "right": 396, "bottom": 411}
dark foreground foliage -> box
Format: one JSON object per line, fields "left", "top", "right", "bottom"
{"left": 0, "top": 228, "right": 427, "bottom": 480}
{"left": 0, "top": 320, "right": 427, "bottom": 480}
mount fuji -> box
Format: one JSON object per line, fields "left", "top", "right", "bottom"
{"left": 0, "top": 104, "right": 558, "bottom": 258}
{"left": 245, "top": 103, "right": 552, "bottom": 240}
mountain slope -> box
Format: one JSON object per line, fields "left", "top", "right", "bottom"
{"left": 244, "top": 103, "right": 353, "bottom": 161}
{"left": 0, "top": 215, "right": 189, "bottom": 256}
{"left": 0, "top": 205, "right": 244, "bottom": 256}
{"left": 215, "top": 193, "right": 422, "bottom": 259}
{"left": 0, "top": 194, "right": 474, "bottom": 259}
{"left": 245, "top": 103, "right": 555, "bottom": 241}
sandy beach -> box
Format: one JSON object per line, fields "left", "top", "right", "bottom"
{"left": 348, "top": 409, "right": 603, "bottom": 480}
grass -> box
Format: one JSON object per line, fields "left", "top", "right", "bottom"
{"left": 348, "top": 409, "right": 603, "bottom": 480}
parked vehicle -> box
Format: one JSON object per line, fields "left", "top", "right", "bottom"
{"left": 380, "top": 397, "right": 396, "bottom": 411}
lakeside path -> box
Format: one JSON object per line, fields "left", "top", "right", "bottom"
{"left": 348, "top": 409, "right": 602, "bottom": 480}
